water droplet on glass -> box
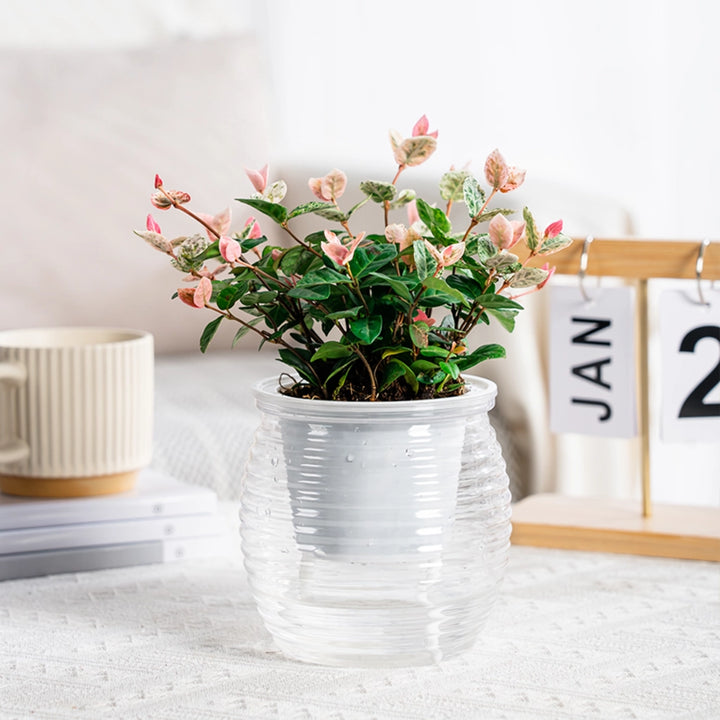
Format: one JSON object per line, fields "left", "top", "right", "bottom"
{"left": 345, "top": 454, "right": 355, "bottom": 463}
{"left": 270, "top": 456, "right": 279, "bottom": 467}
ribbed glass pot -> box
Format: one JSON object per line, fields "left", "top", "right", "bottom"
{"left": 240, "top": 376, "right": 511, "bottom": 667}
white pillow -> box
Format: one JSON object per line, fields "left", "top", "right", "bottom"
{"left": 0, "top": 36, "right": 270, "bottom": 354}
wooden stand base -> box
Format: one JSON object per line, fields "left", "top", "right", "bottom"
{"left": 511, "top": 493, "right": 720, "bottom": 562}
{"left": 0, "top": 469, "right": 139, "bottom": 498}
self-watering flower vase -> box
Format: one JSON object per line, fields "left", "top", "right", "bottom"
{"left": 240, "top": 376, "right": 511, "bottom": 667}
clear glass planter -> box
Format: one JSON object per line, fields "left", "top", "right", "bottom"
{"left": 240, "top": 376, "right": 511, "bottom": 667}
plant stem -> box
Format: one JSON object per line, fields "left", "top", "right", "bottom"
{"left": 281, "top": 222, "right": 322, "bottom": 257}
{"left": 352, "top": 346, "right": 377, "bottom": 401}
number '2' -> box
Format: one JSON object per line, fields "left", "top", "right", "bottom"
{"left": 678, "top": 325, "right": 720, "bottom": 418}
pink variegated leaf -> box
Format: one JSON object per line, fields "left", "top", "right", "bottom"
{"left": 488, "top": 214, "right": 515, "bottom": 250}
{"left": 441, "top": 242, "right": 465, "bottom": 267}
{"left": 500, "top": 166, "right": 526, "bottom": 193}
{"left": 413, "top": 309, "right": 436, "bottom": 326}
{"left": 389, "top": 129, "right": 406, "bottom": 166}
{"left": 212, "top": 207, "right": 232, "bottom": 236}
{"left": 407, "top": 199, "right": 420, "bottom": 226}
{"left": 308, "top": 176, "right": 326, "bottom": 201}
{"left": 321, "top": 169, "right": 347, "bottom": 201}
{"left": 134, "top": 229, "right": 172, "bottom": 253}
{"left": 537, "top": 262, "right": 556, "bottom": 289}
{"left": 198, "top": 208, "right": 232, "bottom": 240}
{"left": 177, "top": 288, "right": 198, "bottom": 308}
{"left": 219, "top": 236, "right": 242, "bottom": 263}
{"left": 168, "top": 190, "right": 191, "bottom": 205}
{"left": 321, "top": 233, "right": 351, "bottom": 266}
{"left": 146, "top": 214, "right": 162, "bottom": 234}
{"left": 423, "top": 239, "right": 444, "bottom": 265}
{"left": 244, "top": 216, "right": 262, "bottom": 239}
{"left": 511, "top": 220, "right": 526, "bottom": 247}
{"left": 193, "top": 276, "right": 213, "bottom": 307}
{"left": 400, "top": 136, "right": 437, "bottom": 167}
{"left": 484, "top": 149, "right": 510, "bottom": 190}
{"left": 150, "top": 191, "right": 173, "bottom": 210}
{"left": 544, "top": 219, "right": 564, "bottom": 238}
{"left": 385, "top": 223, "right": 408, "bottom": 246}
{"left": 245, "top": 164, "right": 268, "bottom": 194}
{"left": 412, "top": 114, "right": 438, "bottom": 139}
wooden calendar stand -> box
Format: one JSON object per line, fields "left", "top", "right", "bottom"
{"left": 511, "top": 238, "right": 720, "bottom": 561}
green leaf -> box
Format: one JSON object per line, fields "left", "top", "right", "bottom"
{"left": 239, "top": 235, "right": 266, "bottom": 252}
{"left": 324, "top": 357, "right": 356, "bottom": 388}
{"left": 240, "top": 290, "right": 278, "bottom": 305}
{"left": 296, "top": 267, "right": 350, "bottom": 286}
{"left": 359, "top": 180, "right": 397, "bottom": 203}
{"left": 474, "top": 294, "right": 524, "bottom": 310}
{"left": 509, "top": 266, "right": 549, "bottom": 288}
{"left": 413, "top": 239, "right": 437, "bottom": 281}
{"left": 277, "top": 348, "right": 316, "bottom": 384}
{"left": 409, "top": 323, "right": 429, "bottom": 348}
{"left": 445, "top": 273, "right": 485, "bottom": 300}
{"left": 331, "top": 362, "right": 354, "bottom": 398}
{"left": 367, "top": 272, "right": 414, "bottom": 303}
{"left": 420, "top": 346, "right": 451, "bottom": 358}
{"left": 287, "top": 285, "right": 332, "bottom": 301}
{"left": 311, "top": 341, "right": 354, "bottom": 361}
{"left": 539, "top": 231, "right": 573, "bottom": 255}
{"left": 455, "top": 343, "right": 506, "bottom": 371}
{"left": 474, "top": 235, "right": 497, "bottom": 262}
{"left": 287, "top": 201, "right": 334, "bottom": 219}
{"left": 422, "top": 276, "right": 465, "bottom": 304}
{"left": 410, "top": 358, "right": 439, "bottom": 373}
{"left": 523, "top": 206, "right": 540, "bottom": 251}
{"left": 387, "top": 358, "right": 418, "bottom": 393}
{"left": 486, "top": 308, "right": 518, "bottom": 333}
{"left": 389, "top": 188, "right": 416, "bottom": 209}
{"left": 381, "top": 347, "right": 411, "bottom": 360}
{"left": 348, "top": 244, "right": 398, "bottom": 279}
{"left": 439, "top": 360, "right": 460, "bottom": 379}
{"left": 379, "top": 360, "right": 407, "bottom": 393}
{"left": 346, "top": 196, "right": 370, "bottom": 217}
{"left": 415, "top": 198, "right": 451, "bottom": 238}
{"left": 199, "top": 316, "right": 223, "bottom": 353}
{"left": 349, "top": 316, "right": 382, "bottom": 344}
{"left": 312, "top": 205, "right": 348, "bottom": 222}
{"left": 439, "top": 170, "right": 472, "bottom": 202}
{"left": 231, "top": 318, "right": 263, "bottom": 347}
{"left": 279, "top": 246, "right": 317, "bottom": 276}
{"left": 235, "top": 197, "right": 288, "bottom": 224}
{"left": 326, "top": 306, "right": 363, "bottom": 321}
{"left": 473, "top": 208, "right": 515, "bottom": 224}
{"left": 463, "top": 176, "right": 485, "bottom": 217}
{"left": 215, "top": 285, "right": 241, "bottom": 311}
{"left": 485, "top": 251, "right": 520, "bottom": 272}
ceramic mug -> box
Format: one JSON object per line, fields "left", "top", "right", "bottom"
{"left": 0, "top": 327, "right": 154, "bottom": 497}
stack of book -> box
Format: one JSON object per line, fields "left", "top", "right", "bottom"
{"left": 0, "top": 470, "right": 229, "bottom": 581}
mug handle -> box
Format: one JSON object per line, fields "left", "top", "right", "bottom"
{"left": 0, "top": 361, "right": 30, "bottom": 464}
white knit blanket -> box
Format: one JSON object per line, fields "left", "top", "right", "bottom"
{"left": 1, "top": 520, "right": 718, "bottom": 720}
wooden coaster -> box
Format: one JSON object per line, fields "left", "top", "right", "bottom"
{"left": 511, "top": 493, "right": 720, "bottom": 562}
{"left": 0, "top": 470, "right": 139, "bottom": 498}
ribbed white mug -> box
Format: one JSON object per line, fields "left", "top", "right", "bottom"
{"left": 0, "top": 327, "right": 153, "bottom": 497}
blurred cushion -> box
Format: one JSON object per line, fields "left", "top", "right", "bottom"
{"left": 0, "top": 36, "right": 270, "bottom": 353}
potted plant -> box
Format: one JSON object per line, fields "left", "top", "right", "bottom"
{"left": 136, "top": 116, "right": 570, "bottom": 666}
